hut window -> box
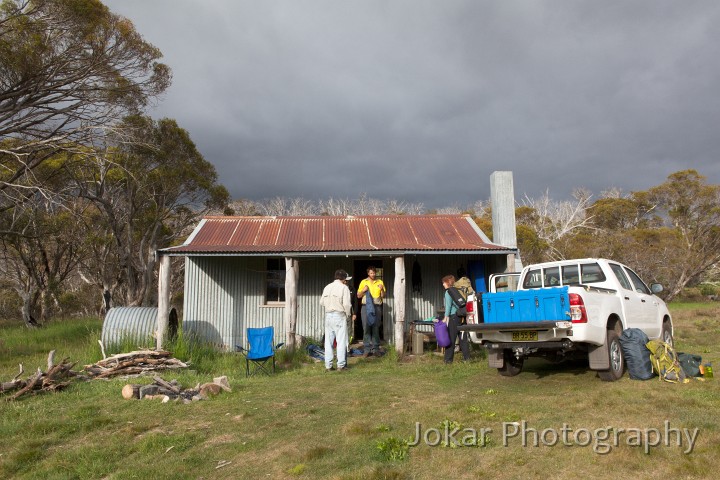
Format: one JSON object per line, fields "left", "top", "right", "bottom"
{"left": 265, "top": 258, "right": 286, "bottom": 304}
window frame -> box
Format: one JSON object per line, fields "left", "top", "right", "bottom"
{"left": 265, "top": 258, "right": 286, "bottom": 305}
{"left": 624, "top": 266, "right": 652, "bottom": 295}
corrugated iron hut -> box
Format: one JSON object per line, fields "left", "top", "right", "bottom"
{"left": 155, "top": 214, "right": 517, "bottom": 352}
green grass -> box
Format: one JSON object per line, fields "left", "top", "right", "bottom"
{"left": 0, "top": 303, "right": 718, "bottom": 479}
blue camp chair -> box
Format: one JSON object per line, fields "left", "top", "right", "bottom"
{"left": 236, "top": 326, "right": 284, "bottom": 377}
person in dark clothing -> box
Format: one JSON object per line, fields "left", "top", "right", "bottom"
{"left": 442, "top": 274, "right": 470, "bottom": 364}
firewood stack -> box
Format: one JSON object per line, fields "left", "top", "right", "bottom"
{"left": 122, "top": 375, "right": 232, "bottom": 404}
{"left": 83, "top": 350, "right": 189, "bottom": 379}
{"left": 1, "top": 351, "right": 77, "bottom": 401}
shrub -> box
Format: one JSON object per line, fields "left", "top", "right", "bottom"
{"left": 699, "top": 284, "right": 718, "bottom": 297}
{"left": 376, "top": 437, "right": 410, "bottom": 461}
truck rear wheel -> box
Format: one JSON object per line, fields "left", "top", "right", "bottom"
{"left": 597, "top": 329, "right": 624, "bottom": 381}
{"left": 498, "top": 349, "right": 524, "bottom": 377}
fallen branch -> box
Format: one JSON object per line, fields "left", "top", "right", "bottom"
{"left": 2, "top": 353, "right": 78, "bottom": 400}
{"left": 12, "top": 364, "right": 24, "bottom": 382}
{"left": 47, "top": 350, "right": 56, "bottom": 371}
{"left": 9, "top": 369, "right": 43, "bottom": 401}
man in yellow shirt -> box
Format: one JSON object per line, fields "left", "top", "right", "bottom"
{"left": 357, "top": 266, "right": 386, "bottom": 357}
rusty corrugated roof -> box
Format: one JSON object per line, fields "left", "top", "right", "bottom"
{"left": 165, "top": 215, "right": 512, "bottom": 254}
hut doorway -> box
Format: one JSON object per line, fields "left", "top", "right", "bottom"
{"left": 352, "top": 259, "right": 386, "bottom": 343}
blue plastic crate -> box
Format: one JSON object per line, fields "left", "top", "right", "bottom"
{"left": 483, "top": 287, "right": 570, "bottom": 323}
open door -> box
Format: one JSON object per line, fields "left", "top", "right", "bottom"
{"left": 352, "top": 259, "right": 386, "bottom": 342}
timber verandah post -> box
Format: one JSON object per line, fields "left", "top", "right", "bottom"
{"left": 156, "top": 253, "right": 171, "bottom": 350}
{"left": 284, "top": 257, "right": 299, "bottom": 352}
{"left": 393, "top": 255, "right": 406, "bottom": 355}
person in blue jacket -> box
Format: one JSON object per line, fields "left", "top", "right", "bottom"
{"left": 442, "top": 274, "right": 470, "bottom": 364}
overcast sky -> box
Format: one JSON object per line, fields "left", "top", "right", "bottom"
{"left": 104, "top": 0, "right": 720, "bottom": 209}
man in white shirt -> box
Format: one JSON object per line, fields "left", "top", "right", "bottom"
{"left": 320, "top": 269, "right": 352, "bottom": 371}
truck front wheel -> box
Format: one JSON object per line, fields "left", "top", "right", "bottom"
{"left": 498, "top": 349, "right": 524, "bottom": 377}
{"left": 597, "top": 329, "right": 624, "bottom": 381}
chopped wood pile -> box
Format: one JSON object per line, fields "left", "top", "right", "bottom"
{"left": 122, "top": 375, "right": 231, "bottom": 403}
{"left": 1, "top": 350, "right": 77, "bottom": 401}
{"left": 2, "top": 348, "right": 210, "bottom": 403}
{"left": 83, "top": 350, "right": 189, "bottom": 379}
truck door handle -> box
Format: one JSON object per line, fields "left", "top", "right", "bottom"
{"left": 641, "top": 299, "right": 646, "bottom": 303}
{"left": 624, "top": 296, "right": 630, "bottom": 300}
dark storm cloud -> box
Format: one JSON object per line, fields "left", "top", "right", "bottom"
{"left": 104, "top": 0, "right": 720, "bottom": 208}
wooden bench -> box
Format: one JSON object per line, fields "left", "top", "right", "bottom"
{"left": 406, "top": 320, "right": 438, "bottom": 355}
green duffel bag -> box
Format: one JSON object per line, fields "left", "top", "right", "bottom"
{"left": 678, "top": 352, "right": 703, "bottom": 377}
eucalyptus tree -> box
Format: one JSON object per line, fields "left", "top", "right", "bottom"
{"left": 515, "top": 188, "right": 596, "bottom": 261}
{"left": 641, "top": 170, "right": 720, "bottom": 300}
{"left": 0, "top": 194, "right": 90, "bottom": 325}
{"left": 0, "top": 0, "right": 170, "bottom": 212}
{"left": 68, "top": 115, "right": 229, "bottom": 307}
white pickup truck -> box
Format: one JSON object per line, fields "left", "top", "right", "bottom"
{"left": 459, "top": 258, "right": 673, "bottom": 381}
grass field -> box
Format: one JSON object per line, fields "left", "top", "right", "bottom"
{"left": 1, "top": 303, "right": 719, "bottom": 479}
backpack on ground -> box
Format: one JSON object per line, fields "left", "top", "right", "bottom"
{"left": 677, "top": 352, "right": 703, "bottom": 377}
{"left": 446, "top": 286, "right": 467, "bottom": 317}
{"left": 646, "top": 339, "right": 687, "bottom": 383}
{"left": 306, "top": 344, "right": 325, "bottom": 362}
{"left": 619, "top": 328, "right": 654, "bottom": 380}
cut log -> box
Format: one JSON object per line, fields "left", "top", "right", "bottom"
{"left": 152, "top": 376, "right": 180, "bottom": 394}
{"left": 199, "top": 383, "right": 221, "bottom": 397}
{"left": 122, "top": 384, "right": 141, "bottom": 400}
{"left": 213, "top": 376, "right": 231, "bottom": 392}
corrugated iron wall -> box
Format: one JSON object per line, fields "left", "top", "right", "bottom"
{"left": 182, "top": 253, "right": 509, "bottom": 349}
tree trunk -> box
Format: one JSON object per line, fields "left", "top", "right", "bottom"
{"left": 141, "top": 247, "right": 157, "bottom": 307}
{"left": 19, "top": 289, "right": 39, "bottom": 328}
{"left": 39, "top": 289, "right": 51, "bottom": 324}
{"left": 101, "top": 287, "right": 112, "bottom": 315}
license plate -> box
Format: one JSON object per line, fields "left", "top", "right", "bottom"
{"left": 512, "top": 331, "right": 538, "bottom": 341}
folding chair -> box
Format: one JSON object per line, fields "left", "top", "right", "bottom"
{"left": 236, "top": 326, "right": 284, "bottom": 377}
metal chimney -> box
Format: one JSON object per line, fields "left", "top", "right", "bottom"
{"left": 490, "top": 171, "right": 522, "bottom": 271}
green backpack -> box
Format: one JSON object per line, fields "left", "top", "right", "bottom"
{"left": 454, "top": 277, "right": 474, "bottom": 300}
{"left": 646, "top": 340, "right": 687, "bottom": 384}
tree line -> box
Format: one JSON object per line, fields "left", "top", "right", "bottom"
{"left": 1, "top": 2, "right": 718, "bottom": 326}
{"left": 512, "top": 170, "right": 720, "bottom": 302}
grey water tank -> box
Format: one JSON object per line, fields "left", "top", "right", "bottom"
{"left": 101, "top": 306, "right": 178, "bottom": 347}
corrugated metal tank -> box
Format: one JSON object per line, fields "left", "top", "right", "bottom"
{"left": 101, "top": 306, "right": 178, "bottom": 347}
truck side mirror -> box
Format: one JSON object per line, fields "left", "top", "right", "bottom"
{"left": 650, "top": 283, "right": 664, "bottom": 294}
